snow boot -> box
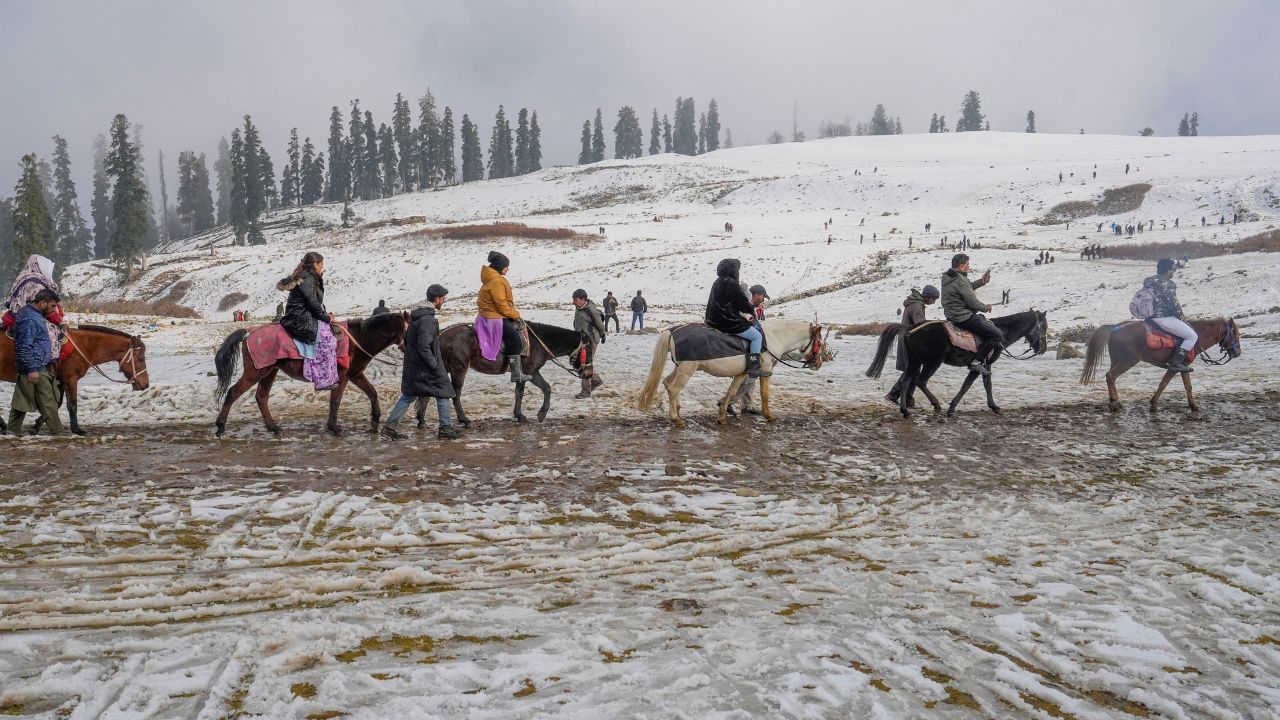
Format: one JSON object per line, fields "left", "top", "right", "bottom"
{"left": 1167, "top": 348, "right": 1193, "bottom": 373}
{"left": 508, "top": 355, "right": 532, "bottom": 382}
{"left": 437, "top": 425, "right": 462, "bottom": 440}
{"left": 746, "top": 353, "right": 771, "bottom": 378}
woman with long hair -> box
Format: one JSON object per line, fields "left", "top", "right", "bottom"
{"left": 277, "top": 251, "right": 338, "bottom": 390}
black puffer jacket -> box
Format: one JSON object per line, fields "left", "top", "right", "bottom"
{"left": 401, "top": 306, "right": 455, "bottom": 398}
{"left": 704, "top": 259, "right": 756, "bottom": 334}
{"left": 278, "top": 269, "right": 327, "bottom": 344}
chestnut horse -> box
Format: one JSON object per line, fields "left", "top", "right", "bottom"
{"left": 1080, "top": 317, "right": 1241, "bottom": 412}
{"left": 0, "top": 325, "right": 150, "bottom": 435}
{"left": 213, "top": 312, "right": 408, "bottom": 436}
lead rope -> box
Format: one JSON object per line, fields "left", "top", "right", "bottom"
{"left": 337, "top": 321, "right": 402, "bottom": 367}
{"left": 63, "top": 329, "right": 142, "bottom": 385}
{"left": 524, "top": 322, "right": 583, "bottom": 378}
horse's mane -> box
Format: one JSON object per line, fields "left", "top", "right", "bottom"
{"left": 525, "top": 321, "right": 582, "bottom": 355}
{"left": 72, "top": 324, "right": 136, "bottom": 339}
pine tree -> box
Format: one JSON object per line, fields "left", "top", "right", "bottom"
{"left": 260, "top": 147, "right": 277, "bottom": 211}
{"left": 0, "top": 198, "right": 15, "bottom": 278}
{"left": 1177, "top": 113, "right": 1190, "bottom": 137}
{"left": 591, "top": 108, "right": 606, "bottom": 162}
{"left": 190, "top": 153, "right": 215, "bottom": 233}
{"left": 439, "top": 107, "right": 456, "bottom": 184}
{"left": 649, "top": 109, "right": 661, "bottom": 155}
{"left": 105, "top": 114, "right": 148, "bottom": 272}
{"left": 281, "top": 128, "right": 301, "bottom": 207}
{"left": 214, "top": 136, "right": 231, "bottom": 223}
{"left": 529, "top": 111, "right": 542, "bottom": 172}
{"left": 663, "top": 115, "right": 673, "bottom": 152}
{"left": 90, "top": 134, "right": 112, "bottom": 259}
{"left": 37, "top": 160, "right": 54, "bottom": 208}
{"left": 379, "top": 123, "right": 397, "bottom": 196}
{"left": 460, "top": 114, "right": 483, "bottom": 182}
{"left": 929, "top": 113, "right": 939, "bottom": 133}
{"left": 723, "top": 128, "right": 734, "bottom": 149}
{"left": 579, "top": 120, "right": 592, "bottom": 164}
{"left": 1189, "top": 112, "right": 1199, "bottom": 136}
{"left": 417, "top": 90, "right": 440, "bottom": 189}
{"left": 869, "top": 104, "right": 892, "bottom": 135}
{"left": 1025, "top": 110, "right": 1037, "bottom": 133}
{"left": 697, "top": 112, "right": 707, "bottom": 154}
{"left": 325, "top": 105, "right": 348, "bottom": 201}
{"left": 239, "top": 115, "right": 267, "bottom": 244}
{"left": 301, "top": 139, "right": 324, "bottom": 205}
{"left": 896, "top": 117, "right": 904, "bottom": 135}
{"left": 229, "top": 129, "right": 246, "bottom": 243}
{"left": 614, "top": 106, "right": 643, "bottom": 159}
{"left": 157, "top": 150, "right": 174, "bottom": 246}
{"left": 938, "top": 115, "right": 948, "bottom": 133}
{"left": 348, "top": 100, "right": 365, "bottom": 200}
{"left": 176, "top": 150, "right": 196, "bottom": 235}
{"left": 984, "top": 120, "right": 991, "bottom": 131}
{"left": 50, "top": 135, "right": 91, "bottom": 265}
{"left": 488, "top": 105, "right": 514, "bottom": 179}
{"left": 362, "top": 110, "right": 380, "bottom": 199}
{"left": 130, "top": 125, "right": 160, "bottom": 252}
{"left": 11, "top": 154, "right": 55, "bottom": 264}
{"left": 515, "top": 108, "right": 531, "bottom": 175}
{"left": 673, "top": 98, "right": 697, "bottom": 155}
{"left": 957, "top": 91, "right": 984, "bottom": 132}
{"left": 705, "top": 99, "right": 721, "bottom": 152}
{"left": 392, "top": 92, "right": 416, "bottom": 191}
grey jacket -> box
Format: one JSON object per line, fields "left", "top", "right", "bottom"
{"left": 574, "top": 300, "right": 606, "bottom": 342}
{"left": 941, "top": 269, "right": 990, "bottom": 323}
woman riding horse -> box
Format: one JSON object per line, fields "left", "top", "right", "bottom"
{"left": 477, "top": 250, "right": 531, "bottom": 383}
{"left": 277, "top": 251, "right": 338, "bottom": 390}
{"left": 705, "top": 258, "right": 769, "bottom": 379}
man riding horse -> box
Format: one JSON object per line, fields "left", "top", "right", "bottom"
{"left": 1143, "top": 258, "right": 1195, "bottom": 372}
{"left": 941, "top": 253, "right": 1000, "bottom": 375}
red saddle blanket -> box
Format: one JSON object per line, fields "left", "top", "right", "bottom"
{"left": 1140, "top": 322, "right": 1199, "bottom": 362}
{"left": 246, "top": 322, "right": 351, "bottom": 370}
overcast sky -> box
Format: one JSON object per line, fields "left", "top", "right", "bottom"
{"left": 3, "top": 0, "right": 1278, "bottom": 203}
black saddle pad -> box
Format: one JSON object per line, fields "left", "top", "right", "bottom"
{"left": 670, "top": 323, "right": 763, "bottom": 361}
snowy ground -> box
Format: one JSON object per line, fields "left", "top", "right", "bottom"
{"left": 3, "top": 133, "right": 1280, "bottom": 718}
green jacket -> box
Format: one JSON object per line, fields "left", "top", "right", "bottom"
{"left": 941, "top": 268, "right": 990, "bottom": 323}
{"left": 574, "top": 300, "right": 606, "bottom": 342}
{"left": 1142, "top": 275, "right": 1183, "bottom": 318}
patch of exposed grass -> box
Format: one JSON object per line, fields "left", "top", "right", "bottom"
{"left": 290, "top": 683, "right": 317, "bottom": 700}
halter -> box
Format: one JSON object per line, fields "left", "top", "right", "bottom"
{"left": 767, "top": 324, "right": 826, "bottom": 369}
{"left": 1197, "top": 318, "right": 1241, "bottom": 366}
{"left": 1000, "top": 313, "right": 1049, "bottom": 360}
{"left": 64, "top": 330, "right": 148, "bottom": 387}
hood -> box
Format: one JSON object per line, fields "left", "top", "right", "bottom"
{"left": 30, "top": 255, "right": 54, "bottom": 279}
{"left": 277, "top": 275, "right": 301, "bottom": 291}
{"left": 942, "top": 268, "right": 964, "bottom": 287}
{"left": 481, "top": 265, "right": 503, "bottom": 284}
{"left": 410, "top": 306, "right": 436, "bottom": 320}
{"left": 904, "top": 289, "right": 925, "bottom": 307}
{"left": 716, "top": 258, "right": 741, "bottom": 280}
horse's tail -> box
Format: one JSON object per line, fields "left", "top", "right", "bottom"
{"left": 866, "top": 325, "right": 905, "bottom": 379}
{"left": 1079, "top": 325, "right": 1112, "bottom": 384}
{"left": 637, "top": 329, "right": 672, "bottom": 411}
{"left": 214, "top": 329, "right": 249, "bottom": 398}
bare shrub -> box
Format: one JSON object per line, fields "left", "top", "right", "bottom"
{"left": 163, "top": 279, "right": 192, "bottom": 303}
{"left": 1104, "top": 230, "right": 1280, "bottom": 261}
{"left": 1055, "top": 324, "right": 1098, "bottom": 343}
{"left": 218, "top": 292, "right": 249, "bottom": 311}
{"left": 62, "top": 298, "right": 203, "bottom": 319}
{"left": 829, "top": 322, "right": 890, "bottom": 336}
{"left": 1034, "top": 183, "right": 1153, "bottom": 225}
{"left": 438, "top": 222, "right": 583, "bottom": 241}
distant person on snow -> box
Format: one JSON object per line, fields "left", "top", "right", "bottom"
{"left": 275, "top": 302, "right": 284, "bottom": 322}
{"left": 941, "top": 253, "right": 1001, "bottom": 376}
{"left": 571, "top": 289, "right": 606, "bottom": 398}
{"left": 705, "top": 259, "right": 769, "bottom": 379}
{"left": 372, "top": 299, "right": 389, "bottom": 316}
{"left": 601, "top": 291, "right": 620, "bottom": 334}
{"left": 630, "top": 290, "right": 648, "bottom": 330}
{"left": 476, "top": 250, "right": 531, "bottom": 383}
{"left": 884, "top": 284, "right": 938, "bottom": 408}
{"left": 1141, "top": 258, "right": 1196, "bottom": 372}
{"left": 381, "top": 284, "right": 461, "bottom": 441}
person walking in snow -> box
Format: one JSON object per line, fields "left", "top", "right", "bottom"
{"left": 7, "top": 289, "right": 64, "bottom": 435}
{"left": 372, "top": 299, "right": 389, "bottom": 316}
{"left": 884, "top": 284, "right": 939, "bottom": 408}
{"left": 572, "top": 289, "right": 606, "bottom": 399}
{"left": 601, "top": 291, "right": 620, "bottom": 334}
{"left": 381, "top": 284, "right": 461, "bottom": 441}
{"left": 726, "top": 284, "right": 769, "bottom": 416}
{"left": 630, "top": 291, "right": 648, "bottom": 330}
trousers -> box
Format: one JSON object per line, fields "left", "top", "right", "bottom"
{"left": 1151, "top": 317, "right": 1198, "bottom": 351}
{"left": 955, "top": 314, "right": 1004, "bottom": 362}
{"left": 386, "top": 394, "right": 451, "bottom": 428}
{"left": 736, "top": 325, "right": 763, "bottom": 354}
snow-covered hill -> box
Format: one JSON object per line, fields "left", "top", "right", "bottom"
{"left": 66, "top": 132, "right": 1280, "bottom": 334}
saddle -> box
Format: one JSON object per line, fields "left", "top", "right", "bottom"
{"left": 911, "top": 320, "right": 977, "bottom": 353}
{"left": 1135, "top": 321, "right": 1199, "bottom": 363}
{"left": 669, "top": 323, "right": 766, "bottom": 362}
{"left": 246, "top": 322, "right": 351, "bottom": 370}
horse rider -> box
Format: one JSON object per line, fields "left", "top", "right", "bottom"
{"left": 705, "top": 259, "right": 770, "bottom": 378}
{"left": 571, "top": 289, "right": 606, "bottom": 398}
{"left": 941, "top": 253, "right": 1001, "bottom": 375}
{"left": 885, "top": 284, "right": 939, "bottom": 407}
{"left": 381, "top": 284, "right": 461, "bottom": 441}
{"left": 477, "top": 250, "right": 531, "bottom": 382}
{"left": 8, "top": 289, "right": 63, "bottom": 435}
{"left": 277, "top": 250, "right": 339, "bottom": 390}
{"left": 727, "top": 283, "right": 769, "bottom": 415}
{"left": 1145, "top": 257, "right": 1196, "bottom": 372}
{"left": 4, "top": 254, "right": 65, "bottom": 361}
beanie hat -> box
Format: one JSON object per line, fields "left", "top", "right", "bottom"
{"left": 921, "top": 284, "right": 940, "bottom": 299}
{"left": 487, "top": 250, "right": 510, "bottom": 271}
{"left": 572, "top": 289, "right": 588, "bottom": 300}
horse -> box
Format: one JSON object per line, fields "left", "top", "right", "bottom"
{"left": 1079, "top": 317, "right": 1240, "bottom": 412}
{"left": 0, "top": 325, "right": 150, "bottom": 435}
{"left": 427, "top": 320, "right": 592, "bottom": 426}
{"left": 637, "top": 319, "right": 825, "bottom": 427}
{"left": 213, "top": 312, "right": 409, "bottom": 436}
{"left": 866, "top": 310, "right": 1049, "bottom": 418}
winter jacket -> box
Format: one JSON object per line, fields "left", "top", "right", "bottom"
{"left": 278, "top": 270, "right": 328, "bottom": 344}
{"left": 574, "top": 300, "right": 606, "bottom": 343}
{"left": 602, "top": 296, "right": 619, "bottom": 317}
{"left": 940, "top": 268, "right": 990, "bottom": 323}
{"left": 1142, "top": 275, "right": 1183, "bottom": 318}
{"left": 704, "top": 259, "right": 756, "bottom": 334}
{"left": 630, "top": 295, "right": 647, "bottom": 313}
{"left": 901, "top": 289, "right": 928, "bottom": 327}
{"left": 13, "top": 303, "right": 53, "bottom": 374}
{"left": 400, "top": 306, "right": 455, "bottom": 399}
{"left": 477, "top": 266, "right": 520, "bottom": 320}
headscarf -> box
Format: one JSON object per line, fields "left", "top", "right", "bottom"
{"left": 6, "top": 255, "right": 58, "bottom": 313}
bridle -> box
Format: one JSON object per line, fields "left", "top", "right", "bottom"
{"left": 1001, "top": 313, "right": 1048, "bottom": 360}
{"left": 1198, "top": 318, "right": 1241, "bottom": 366}
{"left": 336, "top": 314, "right": 408, "bottom": 367}
{"left": 767, "top": 324, "right": 827, "bottom": 370}
{"left": 526, "top": 321, "right": 590, "bottom": 378}
{"left": 64, "top": 329, "right": 148, "bottom": 389}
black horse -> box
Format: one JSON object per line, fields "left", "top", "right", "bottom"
{"left": 866, "top": 310, "right": 1049, "bottom": 417}
{"left": 423, "top": 321, "right": 592, "bottom": 426}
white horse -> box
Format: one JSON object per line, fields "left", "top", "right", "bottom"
{"left": 637, "top": 318, "right": 825, "bottom": 427}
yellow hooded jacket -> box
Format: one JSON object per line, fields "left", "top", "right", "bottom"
{"left": 477, "top": 265, "right": 520, "bottom": 320}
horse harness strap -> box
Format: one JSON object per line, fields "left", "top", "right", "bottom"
{"left": 63, "top": 329, "right": 145, "bottom": 385}
{"left": 524, "top": 323, "right": 584, "bottom": 379}
{"left": 337, "top": 321, "right": 402, "bottom": 367}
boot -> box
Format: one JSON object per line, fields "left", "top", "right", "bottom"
{"left": 381, "top": 425, "right": 405, "bottom": 441}
{"left": 746, "top": 353, "right": 772, "bottom": 378}
{"left": 1168, "top": 348, "right": 1194, "bottom": 372}
{"left": 508, "top": 355, "right": 532, "bottom": 382}
{"left": 438, "top": 425, "right": 462, "bottom": 440}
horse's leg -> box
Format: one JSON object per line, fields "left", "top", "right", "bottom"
{"left": 899, "top": 372, "right": 915, "bottom": 418}
{"left": 760, "top": 375, "right": 775, "bottom": 423}
{"left": 664, "top": 363, "right": 694, "bottom": 427}
{"left": 531, "top": 371, "right": 552, "bottom": 422}
{"left": 513, "top": 378, "right": 528, "bottom": 422}
{"left": 216, "top": 358, "right": 262, "bottom": 437}
{"left": 64, "top": 374, "right": 86, "bottom": 436}
{"left": 1150, "top": 369, "right": 1177, "bottom": 413}
{"left": 982, "top": 370, "right": 1000, "bottom": 414}
{"left": 347, "top": 372, "right": 381, "bottom": 432}
{"left": 255, "top": 368, "right": 282, "bottom": 434}
{"left": 1105, "top": 358, "right": 1137, "bottom": 412}
{"left": 719, "top": 374, "right": 748, "bottom": 425}
{"left": 1181, "top": 371, "right": 1198, "bottom": 411}
{"left": 327, "top": 371, "right": 349, "bottom": 435}
{"left": 947, "top": 371, "right": 981, "bottom": 416}
{"left": 451, "top": 368, "right": 470, "bottom": 427}
{"left": 916, "top": 360, "right": 943, "bottom": 414}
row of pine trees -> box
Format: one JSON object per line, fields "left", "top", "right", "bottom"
{"left": 579, "top": 98, "right": 724, "bottom": 163}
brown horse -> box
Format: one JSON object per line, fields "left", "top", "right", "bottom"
{"left": 0, "top": 325, "right": 150, "bottom": 435}
{"left": 1080, "top": 317, "right": 1241, "bottom": 412}
{"left": 213, "top": 312, "right": 408, "bottom": 436}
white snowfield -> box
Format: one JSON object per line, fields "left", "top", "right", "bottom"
{"left": 2, "top": 133, "right": 1278, "bottom": 719}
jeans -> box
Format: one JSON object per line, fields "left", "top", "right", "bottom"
{"left": 631, "top": 311, "right": 644, "bottom": 330}
{"left": 604, "top": 314, "right": 620, "bottom": 333}
{"left": 1151, "top": 317, "right": 1198, "bottom": 351}
{"left": 955, "top": 314, "right": 1004, "bottom": 363}
{"left": 736, "top": 325, "right": 763, "bottom": 354}
{"left": 386, "top": 394, "right": 451, "bottom": 428}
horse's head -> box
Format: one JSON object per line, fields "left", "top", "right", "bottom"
{"left": 802, "top": 323, "right": 826, "bottom": 370}
{"left": 120, "top": 335, "right": 149, "bottom": 391}
{"left": 1025, "top": 310, "right": 1050, "bottom": 356}
{"left": 1216, "top": 317, "right": 1242, "bottom": 360}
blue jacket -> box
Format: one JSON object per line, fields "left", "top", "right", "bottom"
{"left": 13, "top": 303, "right": 53, "bottom": 374}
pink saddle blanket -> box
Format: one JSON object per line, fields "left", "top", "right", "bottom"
{"left": 246, "top": 322, "right": 351, "bottom": 370}
{"left": 942, "top": 322, "right": 978, "bottom": 353}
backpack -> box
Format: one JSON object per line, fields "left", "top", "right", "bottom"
{"left": 1129, "top": 287, "right": 1156, "bottom": 319}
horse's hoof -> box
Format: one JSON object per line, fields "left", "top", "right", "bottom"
{"left": 946, "top": 408, "right": 956, "bottom": 417}
{"left": 1189, "top": 405, "right": 1199, "bottom": 412}
{"left": 673, "top": 420, "right": 686, "bottom": 429}
{"left": 989, "top": 405, "right": 1002, "bottom": 415}
{"left": 266, "top": 424, "right": 281, "bottom": 434}
{"left": 515, "top": 415, "right": 527, "bottom": 423}
{"left": 328, "top": 426, "right": 343, "bottom": 436}
{"left": 931, "top": 405, "right": 943, "bottom": 414}
{"left": 764, "top": 414, "right": 777, "bottom": 423}
{"left": 717, "top": 416, "right": 728, "bottom": 426}
{"left": 1108, "top": 402, "right": 1120, "bottom": 412}
{"left": 416, "top": 421, "right": 427, "bottom": 429}
{"left": 537, "top": 411, "right": 548, "bottom": 423}
{"left": 72, "top": 427, "right": 88, "bottom": 436}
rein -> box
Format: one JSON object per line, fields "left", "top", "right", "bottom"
{"left": 1197, "top": 320, "right": 1239, "bottom": 366}
{"left": 337, "top": 320, "right": 403, "bottom": 367}
{"left": 999, "top": 315, "right": 1048, "bottom": 361}
{"left": 525, "top": 322, "right": 585, "bottom": 378}
{"left": 766, "top": 326, "right": 825, "bottom": 369}
{"left": 63, "top": 329, "right": 146, "bottom": 385}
